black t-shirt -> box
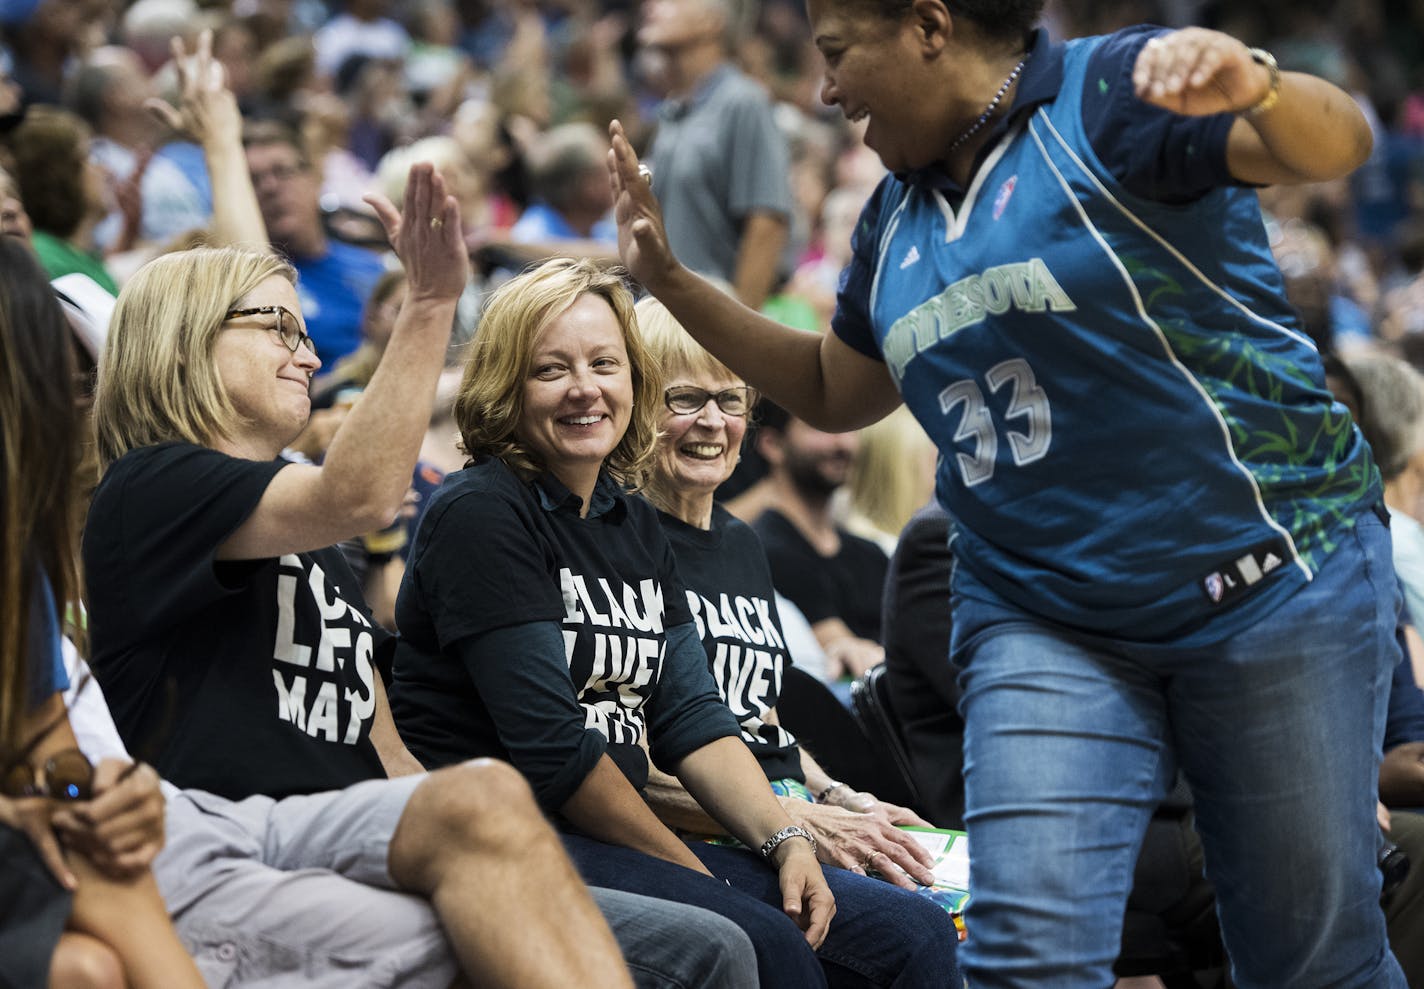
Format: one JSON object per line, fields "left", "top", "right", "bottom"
{"left": 391, "top": 458, "right": 735, "bottom": 806}
{"left": 657, "top": 505, "right": 803, "bottom": 781}
{"left": 752, "top": 509, "right": 890, "bottom": 642}
{"left": 83, "top": 442, "right": 389, "bottom": 799}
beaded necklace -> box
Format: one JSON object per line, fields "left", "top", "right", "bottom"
{"left": 946, "top": 52, "right": 1030, "bottom": 157}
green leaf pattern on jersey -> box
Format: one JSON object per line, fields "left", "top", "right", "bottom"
{"left": 1122, "top": 256, "right": 1379, "bottom": 573}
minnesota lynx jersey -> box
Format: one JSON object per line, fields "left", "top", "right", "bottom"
{"left": 832, "top": 32, "right": 1379, "bottom": 644}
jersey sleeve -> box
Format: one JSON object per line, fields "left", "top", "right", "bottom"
{"left": 1081, "top": 25, "right": 1239, "bottom": 203}
{"left": 830, "top": 177, "right": 896, "bottom": 360}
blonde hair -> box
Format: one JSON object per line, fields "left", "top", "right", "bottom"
{"left": 634, "top": 295, "right": 754, "bottom": 514}
{"left": 455, "top": 258, "right": 661, "bottom": 488}
{"left": 95, "top": 246, "right": 296, "bottom": 469}
{"left": 377, "top": 136, "right": 473, "bottom": 205}
{"left": 845, "top": 406, "right": 937, "bottom": 546}
{"left": 1342, "top": 350, "right": 1424, "bottom": 481}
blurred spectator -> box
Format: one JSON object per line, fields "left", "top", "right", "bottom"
{"left": 1, "top": 0, "right": 90, "bottom": 107}
{"left": 8, "top": 106, "right": 117, "bottom": 297}
{"left": 337, "top": 54, "right": 409, "bottom": 171}
{"left": 501, "top": 121, "right": 617, "bottom": 261}
{"left": 639, "top": 0, "right": 793, "bottom": 309}
{"left": 311, "top": 267, "right": 407, "bottom": 408}
{"left": 1342, "top": 351, "right": 1424, "bottom": 624}
{"left": 243, "top": 118, "right": 385, "bottom": 363}
{"left": 789, "top": 184, "right": 865, "bottom": 324}
{"left": 68, "top": 45, "right": 218, "bottom": 257}
{"left": 210, "top": 16, "right": 260, "bottom": 110}
{"left": 450, "top": 97, "right": 523, "bottom": 228}
{"left": 313, "top": 0, "right": 410, "bottom": 79}
{"left": 734, "top": 402, "right": 888, "bottom": 683}
{"left": 1270, "top": 218, "right": 1372, "bottom": 353}
{"left": 841, "top": 406, "right": 937, "bottom": 556}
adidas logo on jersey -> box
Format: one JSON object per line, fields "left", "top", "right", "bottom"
{"left": 900, "top": 246, "right": 921, "bottom": 269}
{"left": 1199, "top": 541, "right": 1288, "bottom": 607}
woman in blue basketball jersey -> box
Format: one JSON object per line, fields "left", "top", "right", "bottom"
{"left": 607, "top": 1, "right": 1405, "bottom": 985}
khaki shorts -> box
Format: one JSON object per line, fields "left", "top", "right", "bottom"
{"left": 155, "top": 775, "right": 458, "bottom": 988}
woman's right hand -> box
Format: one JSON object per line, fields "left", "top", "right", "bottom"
{"left": 364, "top": 164, "right": 469, "bottom": 306}
{"left": 146, "top": 30, "right": 240, "bottom": 149}
{"left": 770, "top": 837, "right": 836, "bottom": 949}
{"left": 51, "top": 760, "right": 167, "bottom": 880}
{"left": 0, "top": 794, "right": 76, "bottom": 890}
{"left": 607, "top": 120, "right": 680, "bottom": 294}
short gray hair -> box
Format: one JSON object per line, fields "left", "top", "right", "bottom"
{"left": 1343, "top": 351, "right": 1424, "bottom": 480}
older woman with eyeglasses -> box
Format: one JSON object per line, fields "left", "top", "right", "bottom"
{"left": 391, "top": 257, "right": 871, "bottom": 986}
{"left": 634, "top": 296, "right": 961, "bottom": 985}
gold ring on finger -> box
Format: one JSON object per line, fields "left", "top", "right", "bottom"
{"left": 430, "top": 216, "right": 444, "bottom": 230}
{"left": 637, "top": 163, "right": 653, "bottom": 185}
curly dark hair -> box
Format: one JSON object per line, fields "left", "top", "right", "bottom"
{"left": 7, "top": 106, "right": 92, "bottom": 240}
{"left": 8, "top": 106, "right": 92, "bottom": 240}
{"left": 842, "top": 0, "right": 1044, "bottom": 44}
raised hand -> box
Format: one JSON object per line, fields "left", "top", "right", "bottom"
{"left": 146, "top": 30, "right": 240, "bottom": 147}
{"left": 1131, "top": 28, "right": 1274, "bottom": 117}
{"left": 364, "top": 163, "right": 469, "bottom": 305}
{"left": 607, "top": 119, "right": 678, "bottom": 293}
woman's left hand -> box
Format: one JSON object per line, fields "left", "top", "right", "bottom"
{"left": 51, "top": 759, "right": 166, "bottom": 879}
{"left": 365, "top": 164, "right": 469, "bottom": 305}
{"left": 772, "top": 839, "right": 837, "bottom": 949}
{"left": 1132, "top": 28, "right": 1274, "bottom": 117}
{"left": 787, "top": 797, "right": 936, "bottom": 889}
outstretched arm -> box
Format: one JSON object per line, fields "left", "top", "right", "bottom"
{"left": 675, "top": 736, "right": 836, "bottom": 947}
{"left": 1131, "top": 27, "right": 1372, "bottom": 186}
{"left": 148, "top": 30, "right": 268, "bottom": 250}
{"left": 608, "top": 121, "right": 901, "bottom": 433}
{"left": 218, "top": 164, "right": 467, "bottom": 560}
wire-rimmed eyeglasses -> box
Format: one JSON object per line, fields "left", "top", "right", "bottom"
{"left": 664, "top": 385, "right": 754, "bottom": 417}
{"left": 224, "top": 305, "right": 317, "bottom": 358}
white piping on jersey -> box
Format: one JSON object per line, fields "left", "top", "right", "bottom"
{"left": 869, "top": 188, "right": 913, "bottom": 322}
{"left": 870, "top": 127, "right": 1021, "bottom": 319}
{"left": 1034, "top": 111, "right": 1317, "bottom": 352}
{"left": 940, "top": 125, "right": 1020, "bottom": 243}
{"left": 1026, "top": 111, "right": 1312, "bottom": 582}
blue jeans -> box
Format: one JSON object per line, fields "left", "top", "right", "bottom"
{"left": 951, "top": 511, "right": 1406, "bottom": 988}
{"left": 563, "top": 833, "right": 961, "bottom": 988}
{"left": 590, "top": 887, "right": 760, "bottom": 989}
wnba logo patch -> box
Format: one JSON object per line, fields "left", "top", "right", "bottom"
{"left": 993, "top": 176, "right": 1017, "bottom": 220}
{"left": 1199, "top": 541, "right": 1286, "bottom": 607}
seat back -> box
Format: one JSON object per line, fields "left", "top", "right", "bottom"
{"left": 850, "top": 665, "right": 925, "bottom": 813}
{"left": 775, "top": 666, "right": 911, "bottom": 805}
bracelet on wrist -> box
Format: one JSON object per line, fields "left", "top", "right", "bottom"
{"left": 1242, "top": 48, "right": 1281, "bottom": 118}
{"left": 815, "top": 780, "right": 848, "bottom": 804}
{"left": 759, "top": 825, "right": 817, "bottom": 862}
